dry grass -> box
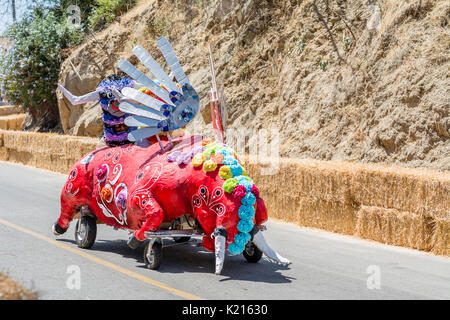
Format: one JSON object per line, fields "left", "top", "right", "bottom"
{"left": 0, "top": 114, "right": 25, "bottom": 131}
{"left": 0, "top": 272, "right": 37, "bottom": 300}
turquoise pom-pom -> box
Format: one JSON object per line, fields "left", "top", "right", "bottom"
{"left": 234, "top": 232, "right": 251, "bottom": 246}
{"left": 237, "top": 219, "right": 254, "bottom": 233}
{"left": 223, "top": 156, "right": 238, "bottom": 166}
{"left": 241, "top": 192, "right": 256, "bottom": 206}
{"left": 218, "top": 149, "right": 232, "bottom": 157}
{"left": 235, "top": 177, "right": 252, "bottom": 191}
{"left": 228, "top": 242, "right": 244, "bottom": 255}
{"left": 230, "top": 164, "right": 243, "bottom": 177}
{"left": 238, "top": 205, "right": 255, "bottom": 220}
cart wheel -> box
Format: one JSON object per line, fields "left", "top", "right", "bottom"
{"left": 144, "top": 240, "right": 162, "bottom": 270}
{"left": 75, "top": 216, "right": 97, "bottom": 249}
{"left": 243, "top": 241, "right": 263, "bottom": 263}
{"left": 174, "top": 237, "right": 190, "bottom": 243}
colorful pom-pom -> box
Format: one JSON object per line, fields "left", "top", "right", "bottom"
{"left": 223, "top": 156, "right": 238, "bottom": 166}
{"left": 177, "top": 152, "right": 192, "bottom": 164}
{"left": 217, "top": 148, "right": 232, "bottom": 157}
{"left": 241, "top": 192, "right": 256, "bottom": 206}
{"left": 211, "top": 153, "right": 224, "bottom": 164}
{"left": 238, "top": 205, "right": 255, "bottom": 220}
{"left": 190, "top": 146, "right": 204, "bottom": 157}
{"left": 237, "top": 219, "right": 254, "bottom": 233}
{"left": 191, "top": 153, "right": 204, "bottom": 167}
{"left": 219, "top": 165, "right": 233, "bottom": 180}
{"left": 229, "top": 164, "right": 243, "bottom": 177}
{"left": 234, "top": 232, "right": 251, "bottom": 246}
{"left": 236, "top": 176, "right": 253, "bottom": 191}
{"left": 167, "top": 151, "right": 181, "bottom": 162}
{"left": 202, "top": 139, "right": 213, "bottom": 146}
{"left": 232, "top": 185, "right": 247, "bottom": 200}
{"left": 251, "top": 184, "right": 260, "bottom": 198}
{"left": 223, "top": 178, "right": 239, "bottom": 193}
{"left": 203, "top": 149, "right": 214, "bottom": 159}
{"left": 203, "top": 159, "right": 217, "bottom": 172}
{"left": 228, "top": 242, "right": 244, "bottom": 255}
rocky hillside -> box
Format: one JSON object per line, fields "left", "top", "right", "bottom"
{"left": 57, "top": 0, "right": 450, "bottom": 170}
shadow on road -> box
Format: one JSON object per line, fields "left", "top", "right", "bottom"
{"left": 57, "top": 237, "right": 294, "bottom": 284}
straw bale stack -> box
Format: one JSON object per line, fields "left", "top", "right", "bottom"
{"left": 244, "top": 156, "right": 449, "bottom": 256}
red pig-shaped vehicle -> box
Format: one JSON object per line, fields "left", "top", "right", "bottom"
{"left": 53, "top": 37, "right": 290, "bottom": 274}
{"left": 52, "top": 136, "right": 290, "bottom": 274}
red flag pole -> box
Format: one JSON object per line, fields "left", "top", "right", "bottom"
{"left": 209, "top": 44, "right": 224, "bottom": 143}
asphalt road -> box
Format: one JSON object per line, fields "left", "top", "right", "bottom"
{"left": 0, "top": 161, "right": 449, "bottom": 300}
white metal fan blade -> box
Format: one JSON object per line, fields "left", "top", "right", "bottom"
{"left": 133, "top": 46, "right": 181, "bottom": 94}
{"left": 157, "top": 37, "right": 189, "bottom": 87}
{"left": 121, "top": 87, "right": 169, "bottom": 112}
{"left": 128, "top": 127, "right": 163, "bottom": 142}
{"left": 119, "top": 102, "right": 165, "bottom": 121}
{"left": 118, "top": 59, "right": 171, "bottom": 103}
{"left": 124, "top": 115, "right": 160, "bottom": 128}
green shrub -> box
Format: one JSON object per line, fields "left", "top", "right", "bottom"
{"left": 88, "top": 0, "right": 136, "bottom": 32}
{"left": 0, "top": 7, "right": 84, "bottom": 111}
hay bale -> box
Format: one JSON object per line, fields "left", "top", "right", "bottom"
{"left": 1, "top": 130, "right": 97, "bottom": 173}
{"left": 0, "top": 114, "right": 25, "bottom": 130}
{"left": 0, "top": 147, "right": 8, "bottom": 160}
{"left": 0, "top": 105, "right": 22, "bottom": 116}
{"left": 355, "top": 206, "right": 433, "bottom": 251}
{"left": 430, "top": 218, "right": 450, "bottom": 256}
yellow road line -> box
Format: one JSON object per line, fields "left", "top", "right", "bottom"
{"left": 0, "top": 217, "right": 203, "bottom": 300}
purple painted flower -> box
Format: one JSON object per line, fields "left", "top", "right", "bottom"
{"left": 116, "top": 190, "right": 127, "bottom": 209}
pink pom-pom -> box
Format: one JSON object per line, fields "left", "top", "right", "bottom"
{"left": 251, "top": 184, "right": 259, "bottom": 198}
{"left": 232, "top": 185, "right": 247, "bottom": 200}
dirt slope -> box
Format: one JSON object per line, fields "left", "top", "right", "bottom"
{"left": 57, "top": 0, "right": 450, "bottom": 170}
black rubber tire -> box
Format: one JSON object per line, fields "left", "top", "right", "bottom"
{"left": 243, "top": 242, "right": 263, "bottom": 263}
{"left": 74, "top": 216, "right": 97, "bottom": 249}
{"left": 143, "top": 241, "right": 162, "bottom": 270}
{"left": 174, "top": 237, "right": 190, "bottom": 243}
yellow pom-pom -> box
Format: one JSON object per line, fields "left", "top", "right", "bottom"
{"left": 242, "top": 167, "right": 248, "bottom": 176}
{"left": 203, "top": 159, "right": 217, "bottom": 172}
{"left": 192, "top": 153, "right": 205, "bottom": 167}
{"left": 219, "top": 165, "right": 233, "bottom": 179}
